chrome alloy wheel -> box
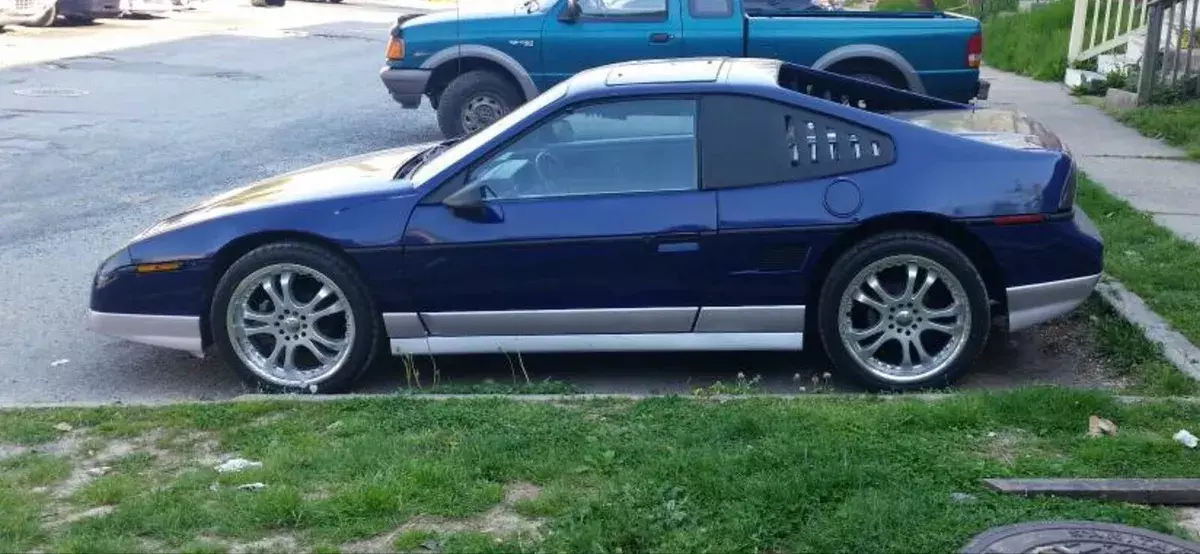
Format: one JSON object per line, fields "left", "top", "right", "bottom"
{"left": 226, "top": 263, "right": 355, "bottom": 387}
{"left": 836, "top": 254, "right": 971, "bottom": 383}
{"left": 461, "top": 93, "right": 506, "bottom": 134}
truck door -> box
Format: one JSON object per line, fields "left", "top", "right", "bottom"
{"left": 538, "top": 0, "right": 684, "bottom": 90}
{"left": 680, "top": 0, "right": 743, "bottom": 57}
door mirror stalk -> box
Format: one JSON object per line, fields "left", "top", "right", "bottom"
{"left": 559, "top": 0, "right": 581, "bottom": 22}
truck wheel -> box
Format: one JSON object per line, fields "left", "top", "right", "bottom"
{"left": 437, "top": 70, "right": 521, "bottom": 138}
{"left": 26, "top": 5, "right": 57, "bottom": 27}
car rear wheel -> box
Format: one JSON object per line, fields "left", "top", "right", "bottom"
{"left": 211, "top": 242, "right": 381, "bottom": 393}
{"left": 437, "top": 70, "right": 521, "bottom": 138}
{"left": 817, "top": 232, "right": 990, "bottom": 391}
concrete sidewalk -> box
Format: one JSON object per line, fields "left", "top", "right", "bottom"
{"left": 981, "top": 67, "right": 1200, "bottom": 242}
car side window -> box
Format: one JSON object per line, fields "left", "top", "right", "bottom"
{"left": 579, "top": 0, "right": 667, "bottom": 19}
{"left": 690, "top": 0, "right": 732, "bottom": 17}
{"left": 465, "top": 98, "right": 699, "bottom": 200}
{"left": 698, "top": 94, "right": 896, "bottom": 189}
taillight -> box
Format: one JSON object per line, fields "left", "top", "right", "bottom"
{"left": 1059, "top": 162, "right": 1078, "bottom": 211}
{"left": 386, "top": 36, "right": 405, "bottom": 61}
{"left": 967, "top": 31, "right": 982, "bottom": 68}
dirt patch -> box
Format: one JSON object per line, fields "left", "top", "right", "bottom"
{"left": 49, "top": 505, "right": 114, "bottom": 527}
{"left": 26, "top": 429, "right": 88, "bottom": 458}
{"left": 341, "top": 482, "right": 545, "bottom": 554}
{"left": 0, "top": 443, "right": 30, "bottom": 461}
{"left": 1177, "top": 508, "right": 1200, "bottom": 540}
{"left": 502, "top": 482, "right": 542, "bottom": 505}
{"left": 982, "top": 430, "right": 1027, "bottom": 466}
{"left": 232, "top": 534, "right": 300, "bottom": 554}
{"left": 963, "top": 311, "right": 1130, "bottom": 390}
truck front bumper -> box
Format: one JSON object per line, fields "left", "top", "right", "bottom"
{"left": 380, "top": 67, "right": 430, "bottom": 109}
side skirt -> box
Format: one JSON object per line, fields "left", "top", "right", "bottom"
{"left": 390, "top": 332, "right": 805, "bottom": 356}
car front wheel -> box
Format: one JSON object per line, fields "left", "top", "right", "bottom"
{"left": 211, "top": 242, "right": 381, "bottom": 393}
{"left": 817, "top": 232, "right": 990, "bottom": 391}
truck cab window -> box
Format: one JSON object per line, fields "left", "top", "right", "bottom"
{"left": 580, "top": 0, "right": 667, "bottom": 18}
{"left": 689, "top": 0, "right": 732, "bottom": 17}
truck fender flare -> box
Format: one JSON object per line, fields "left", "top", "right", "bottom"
{"left": 812, "top": 45, "right": 926, "bottom": 95}
{"left": 419, "top": 45, "right": 540, "bottom": 102}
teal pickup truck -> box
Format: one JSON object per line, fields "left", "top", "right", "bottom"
{"left": 380, "top": 0, "right": 988, "bottom": 138}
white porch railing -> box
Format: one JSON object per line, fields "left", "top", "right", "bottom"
{"left": 1066, "top": 0, "right": 1199, "bottom": 102}
{"left": 1067, "top": 0, "right": 1151, "bottom": 63}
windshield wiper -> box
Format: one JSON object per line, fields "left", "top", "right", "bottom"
{"left": 396, "top": 137, "right": 462, "bottom": 179}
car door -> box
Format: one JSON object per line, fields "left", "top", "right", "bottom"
{"left": 402, "top": 96, "right": 716, "bottom": 337}
{"left": 537, "top": 0, "right": 684, "bottom": 90}
{"left": 698, "top": 93, "right": 896, "bottom": 326}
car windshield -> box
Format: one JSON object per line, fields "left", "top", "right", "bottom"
{"left": 409, "top": 81, "right": 571, "bottom": 186}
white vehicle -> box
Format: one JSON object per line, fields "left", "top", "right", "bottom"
{"left": 0, "top": 0, "right": 57, "bottom": 27}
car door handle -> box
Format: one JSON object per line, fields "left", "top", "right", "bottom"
{"left": 651, "top": 232, "right": 701, "bottom": 253}
{"left": 649, "top": 32, "right": 673, "bottom": 43}
{"left": 657, "top": 241, "right": 699, "bottom": 253}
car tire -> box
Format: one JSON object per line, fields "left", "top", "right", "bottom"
{"left": 210, "top": 241, "right": 383, "bottom": 394}
{"left": 436, "top": 70, "right": 521, "bottom": 138}
{"left": 816, "top": 232, "right": 990, "bottom": 391}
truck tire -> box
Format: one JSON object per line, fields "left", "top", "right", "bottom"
{"left": 436, "top": 70, "right": 521, "bottom": 138}
{"left": 26, "top": 5, "right": 57, "bottom": 27}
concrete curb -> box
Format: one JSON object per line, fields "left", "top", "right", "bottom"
{"left": 1095, "top": 276, "right": 1200, "bottom": 381}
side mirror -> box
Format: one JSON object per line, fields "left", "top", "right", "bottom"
{"left": 558, "top": 0, "right": 582, "bottom": 22}
{"left": 442, "top": 182, "right": 488, "bottom": 212}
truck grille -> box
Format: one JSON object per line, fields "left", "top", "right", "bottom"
{"left": 8, "top": 0, "right": 49, "bottom": 15}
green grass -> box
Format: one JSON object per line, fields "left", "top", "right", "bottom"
{"left": 3, "top": 390, "right": 1200, "bottom": 552}
{"left": 1083, "top": 299, "right": 1198, "bottom": 395}
{"left": 1114, "top": 100, "right": 1200, "bottom": 160}
{"left": 982, "top": 0, "right": 1074, "bottom": 81}
{"left": 1077, "top": 174, "right": 1200, "bottom": 351}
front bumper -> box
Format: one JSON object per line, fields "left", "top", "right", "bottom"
{"left": 88, "top": 310, "right": 205, "bottom": 357}
{"left": 57, "top": 0, "right": 120, "bottom": 17}
{"left": 380, "top": 67, "right": 430, "bottom": 109}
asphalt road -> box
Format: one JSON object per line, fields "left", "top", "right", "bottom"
{"left": 0, "top": 4, "right": 1117, "bottom": 404}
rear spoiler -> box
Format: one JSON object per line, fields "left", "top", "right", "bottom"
{"left": 777, "top": 63, "right": 972, "bottom": 113}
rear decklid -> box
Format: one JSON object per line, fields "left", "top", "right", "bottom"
{"left": 891, "top": 107, "right": 1066, "bottom": 152}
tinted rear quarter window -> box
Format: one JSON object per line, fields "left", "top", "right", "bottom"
{"left": 698, "top": 94, "right": 895, "bottom": 189}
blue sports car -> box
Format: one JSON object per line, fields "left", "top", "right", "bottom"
{"left": 89, "top": 57, "right": 1103, "bottom": 393}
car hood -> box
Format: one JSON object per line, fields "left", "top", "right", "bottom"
{"left": 403, "top": 2, "right": 541, "bottom": 28}
{"left": 134, "top": 144, "right": 435, "bottom": 241}
{"left": 892, "top": 107, "right": 1066, "bottom": 152}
